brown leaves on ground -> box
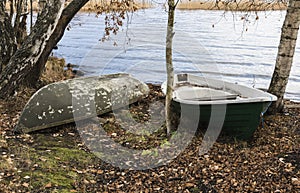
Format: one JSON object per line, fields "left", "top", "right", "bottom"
{"left": 0, "top": 77, "right": 299, "bottom": 192}
{"left": 0, "top": 57, "right": 75, "bottom": 192}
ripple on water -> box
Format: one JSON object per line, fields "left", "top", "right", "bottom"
{"left": 53, "top": 9, "right": 300, "bottom": 101}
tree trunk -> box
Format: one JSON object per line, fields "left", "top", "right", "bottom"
{"left": 268, "top": 0, "right": 300, "bottom": 114}
{"left": 26, "top": 0, "right": 90, "bottom": 87}
{"left": 0, "top": 1, "right": 17, "bottom": 73}
{"left": 14, "top": 0, "right": 26, "bottom": 45}
{"left": 0, "top": 0, "right": 64, "bottom": 99}
{"left": 165, "top": 0, "right": 176, "bottom": 135}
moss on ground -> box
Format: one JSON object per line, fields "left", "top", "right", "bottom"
{"left": 2, "top": 131, "right": 97, "bottom": 192}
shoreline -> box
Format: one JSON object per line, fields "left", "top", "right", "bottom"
{"left": 81, "top": 0, "right": 288, "bottom": 12}
{"left": 177, "top": 0, "right": 287, "bottom": 11}
{"left": 0, "top": 57, "right": 299, "bottom": 192}
{"left": 5, "top": 0, "right": 287, "bottom": 13}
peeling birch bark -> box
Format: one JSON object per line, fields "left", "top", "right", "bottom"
{"left": 0, "top": 0, "right": 65, "bottom": 99}
{"left": 26, "top": 0, "right": 90, "bottom": 87}
{"left": 165, "top": 0, "right": 176, "bottom": 135}
{"left": 268, "top": 0, "right": 300, "bottom": 113}
{"left": 0, "top": 1, "right": 17, "bottom": 73}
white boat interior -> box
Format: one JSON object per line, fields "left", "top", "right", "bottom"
{"left": 161, "top": 74, "right": 277, "bottom": 105}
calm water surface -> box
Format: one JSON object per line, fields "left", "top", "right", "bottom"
{"left": 53, "top": 8, "right": 300, "bottom": 101}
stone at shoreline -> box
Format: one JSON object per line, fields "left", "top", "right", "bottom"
{"left": 14, "top": 73, "right": 149, "bottom": 133}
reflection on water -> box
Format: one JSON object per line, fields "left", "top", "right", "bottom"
{"left": 53, "top": 8, "right": 300, "bottom": 101}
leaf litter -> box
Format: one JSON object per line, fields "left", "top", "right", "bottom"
{"left": 0, "top": 73, "right": 299, "bottom": 192}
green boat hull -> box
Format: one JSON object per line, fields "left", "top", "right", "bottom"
{"left": 173, "top": 101, "right": 270, "bottom": 140}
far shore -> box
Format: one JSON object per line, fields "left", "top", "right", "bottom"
{"left": 5, "top": 0, "right": 287, "bottom": 13}
{"left": 177, "top": 0, "right": 287, "bottom": 11}
{"left": 81, "top": 0, "right": 288, "bottom": 12}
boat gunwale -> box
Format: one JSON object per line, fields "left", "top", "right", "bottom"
{"left": 173, "top": 96, "right": 275, "bottom": 105}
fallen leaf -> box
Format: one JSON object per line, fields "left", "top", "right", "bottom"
{"left": 97, "top": 170, "right": 104, "bottom": 174}
{"left": 292, "top": 178, "right": 300, "bottom": 186}
{"left": 22, "top": 182, "right": 29, "bottom": 188}
{"left": 185, "top": 182, "right": 195, "bottom": 188}
{"left": 45, "top": 183, "right": 52, "bottom": 188}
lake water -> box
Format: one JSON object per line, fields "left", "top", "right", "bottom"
{"left": 53, "top": 8, "right": 300, "bottom": 101}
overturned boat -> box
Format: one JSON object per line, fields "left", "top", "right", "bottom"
{"left": 162, "top": 73, "right": 277, "bottom": 139}
{"left": 15, "top": 73, "right": 149, "bottom": 133}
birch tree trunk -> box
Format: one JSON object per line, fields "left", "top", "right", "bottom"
{"left": 0, "top": 1, "right": 17, "bottom": 73}
{"left": 14, "top": 0, "right": 27, "bottom": 45}
{"left": 26, "top": 0, "right": 89, "bottom": 87}
{"left": 165, "top": 0, "right": 176, "bottom": 135}
{"left": 268, "top": 0, "right": 300, "bottom": 113}
{"left": 0, "top": 0, "right": 65, "bottom": 99}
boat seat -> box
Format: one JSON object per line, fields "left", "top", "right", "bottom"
{"left": 187, "top": 94, "right": 238, "bottom": 101}
{"left": 174, "top": 87, "right": 239, "bottom": 101}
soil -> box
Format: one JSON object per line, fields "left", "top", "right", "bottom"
{"left": 0, "top": 58, "right": 299, "bottom": 192}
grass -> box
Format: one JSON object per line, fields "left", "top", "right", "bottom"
{"left": 0, "top": 131, "right": 97, "bottom": 192}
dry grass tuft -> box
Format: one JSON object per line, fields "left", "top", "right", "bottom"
{"left": 81, "top": 0, "right": 153, "bottom": 12}
{"left": 5, "top": 0, "right": 152, "bottom": 12}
